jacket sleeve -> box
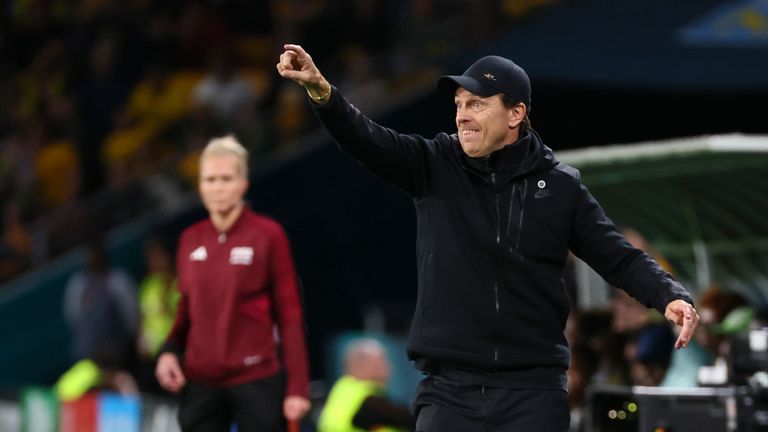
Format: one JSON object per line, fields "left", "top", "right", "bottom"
{"left": 159, "top": 296, "right": 189, "bottom": 357}
{"left": 568, "top": 180, "right": 693, "bottom": 313}
{"left": 310, "top": 87, "right": 434, "bottom": 197}
{"left": 269, "top": 223, "right": 310, "bottom": 398}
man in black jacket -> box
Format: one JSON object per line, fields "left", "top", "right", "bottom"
{"left": 277, "top": 44, "right": 700, "bottom": 431}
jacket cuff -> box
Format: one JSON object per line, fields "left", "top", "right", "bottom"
{"left": 157, "top": 341, "right": 184, "bottom": 359}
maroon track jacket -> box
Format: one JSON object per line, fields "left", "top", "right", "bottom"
{"left": 164, "top": 208, "right": 309, "bottom": 397}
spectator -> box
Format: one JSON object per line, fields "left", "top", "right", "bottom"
{"left": 318, "top": 338, "right": 415, "bottom": 432}
{"left": 191, "top": 50, "right": 256, "bottom": 122}
{"left": 190, "top": 49, "right": 271, "bottom": 161}
{"left": 695, "top": 286, "right": 749, "bottom": 358}
{"left": 101, "top": 60, "right": 200, "bottom": 186}
{"left": 610, "top": 288, "right": 674, "bottom": 386}
{"left": 54, "top": 346, "right": 139, "bottom": 402}
{"left": 626, "top": 323, "right": 675, "bottom": 386}
{"left": 616, "top": 228, "right": 705, "bottom": 387}
{"left": 136, "top": 235, "right": 179, "bottom": 393}
{"left": 658, "top": 285, "right": 745, "bottom": 387}
{"left": 63, "top": 237, "right": 139, "bottom": 367}
{"left": 0, "top": 1, "right": 517, "bottom": 270}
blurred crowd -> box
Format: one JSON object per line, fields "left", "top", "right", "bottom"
{"left": 564, "top": 229, "right": 768, "bottom": 431}
{"left": 56, "top": 233, "right": 177, "bottom": 401}
{"left": 0, "top": 0, "right": 530, "bottom": 284}
{"left": 8, "top": 2, "right": 762, "bottom": 431}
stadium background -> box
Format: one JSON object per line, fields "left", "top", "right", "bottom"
{"left": 0, "top": 0, "right": 767, "bottom": 430}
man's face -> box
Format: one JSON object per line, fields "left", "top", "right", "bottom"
{"left": 454, "top": 88, "right": 519, "bottom": 158}
{"left": 199, "top": 154, "right": 248, "bottom": 216}
{"left": 365, "top": 350, "right": 392, "bottom": 385}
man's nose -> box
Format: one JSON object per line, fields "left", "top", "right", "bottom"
{"left": 456, "top": 107, "right": 471, "bottom": 123}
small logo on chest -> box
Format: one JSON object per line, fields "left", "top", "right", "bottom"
{"left": 190, "top": 246, "right": 208, "bottom": 261}
{"left": 244, "top": 355, "right": 262, "bottom": 366}
{"left": 230, "top": 247, "right": 254, "bottom": 265}
{"left": 534, "top": 179, "right": 551, "bottom": 199}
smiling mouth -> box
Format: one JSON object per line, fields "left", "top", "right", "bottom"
{"left": 461, "top": 129, "right": 479, "bottom": 137}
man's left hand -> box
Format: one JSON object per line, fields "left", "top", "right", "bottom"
{"left": 284, "top": 395, "right": 311, "bottom": 421}
{"left": 665, "top": 299, "right": 700, "bottom": 349}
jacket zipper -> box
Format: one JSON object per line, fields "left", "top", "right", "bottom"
{"left": 506, "top": 179, "right": 528, "bottom": 252}
{"left": 492, "top": 171, "right": 501, "bottom": 367}
{"left": 495, "top": 203, "right": 500, "bottom": 245}
{"left": 494, "top": 282, "right": 500, "bottom": 365}
{"left": 506, "top": 183, "right": 517, "bottom": 235}
{"left": 516, "top": 179, "right": 527, "bottom": 249}
{"left": 495, "top": 177, "right": 529, "bottom": 367}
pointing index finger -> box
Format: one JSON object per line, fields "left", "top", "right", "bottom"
{"left": 675, "top": 307, "right": 697, "bottom": 349}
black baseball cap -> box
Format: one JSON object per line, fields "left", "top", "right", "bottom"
{"left": 438, "top": 55, "right": 531, "bottom": 108}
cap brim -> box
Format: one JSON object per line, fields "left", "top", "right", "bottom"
{"left": 437, "top": 75, "right": 498, "bottom": 98}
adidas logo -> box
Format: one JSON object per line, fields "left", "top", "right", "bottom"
{"left": 190, "top": 246, "right": 207, "bottom": 261}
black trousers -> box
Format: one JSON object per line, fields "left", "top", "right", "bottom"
{"left": 178, "top": 374, "right": 285, "bottom": 432}
{"left": 413, "top": 374, "right": 570, "bottom": 432}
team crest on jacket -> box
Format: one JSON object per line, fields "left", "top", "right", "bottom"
{"left": 230, "top": 247, "right": 254, "bottom": 265}
{"left": 190, "top": 246, "right": 207, "bottom": 261}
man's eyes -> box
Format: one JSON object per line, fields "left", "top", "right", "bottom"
{"left": 456, "top": 101, "right": 486, "bottom": 111}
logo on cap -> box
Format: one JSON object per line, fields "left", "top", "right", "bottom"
{"left": 483, "top": 73, "right": 496, "bottom": 81}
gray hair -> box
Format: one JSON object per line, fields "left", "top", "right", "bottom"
{"left": 344, "top": 338, "right": 385, "bottom": 368}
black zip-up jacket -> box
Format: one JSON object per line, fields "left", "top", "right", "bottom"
{"left": 312, "top": 88, "right": 692, "bottom": 382}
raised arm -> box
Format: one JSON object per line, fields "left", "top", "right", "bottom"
{"left": 277, "top": 44, "right": 441, "bottom": 197}
{"left": 276, "top": 43, "right": 332, "bottom": 104}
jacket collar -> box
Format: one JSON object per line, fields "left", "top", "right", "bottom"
{"left": 457, "top": 127, "right": 558, "bottom": 184}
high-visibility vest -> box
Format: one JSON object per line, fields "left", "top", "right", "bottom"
{"left": 317, "top": 375, "right": 399, "bottom": 432}
{"left": 139, "top": 274, "right": 179, "bottom": 356}
{"left": 54, "top": 359, "right": 102, "bottom": 401}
